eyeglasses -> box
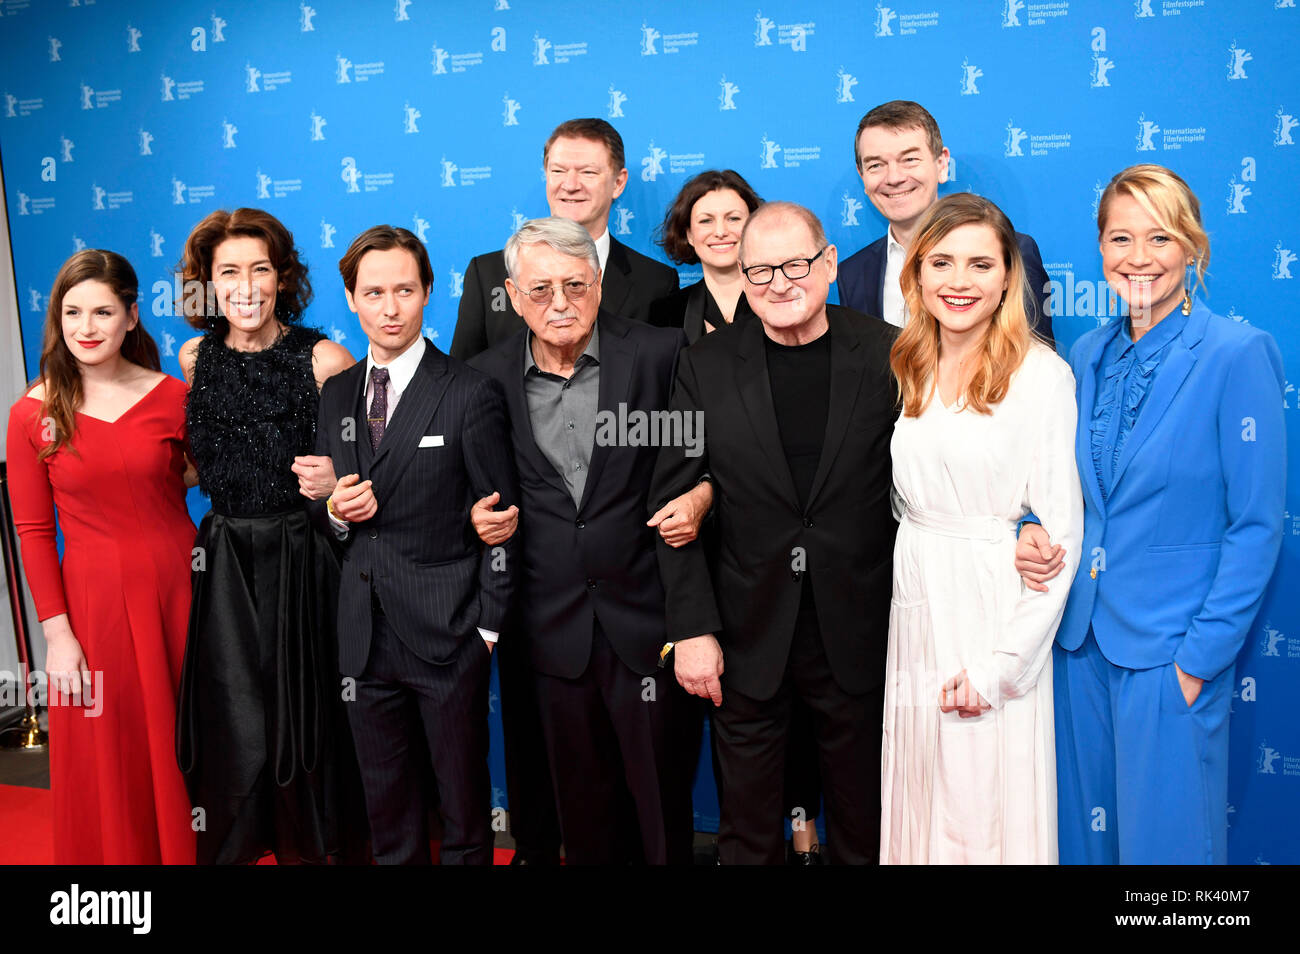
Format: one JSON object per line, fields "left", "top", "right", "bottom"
{"left": 741, "top": 247, "right": 828, "bottom": 285}
{"left": 523, "top": 280, "right": 596, "bottom": 304}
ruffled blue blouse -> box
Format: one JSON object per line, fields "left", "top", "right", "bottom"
{"left": 1090, "top": 308, "right": 1190, "bottom": 499}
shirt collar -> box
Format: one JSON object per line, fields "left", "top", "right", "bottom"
{"left": 886, "top": 225, "right": 907, "bottom": 257}
{"left": 366, "top": 335, "right": 425, "bottom": 395}
{"left": 592, "top": 227, "right": 611, "bottom": 275}
{"left": 523, "top": 321, "right": 601, "bottom": 377}
{"left": 1125, "top": 306, "right": 1189, "bottom": 361}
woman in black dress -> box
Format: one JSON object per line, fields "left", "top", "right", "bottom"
{"left": 649, "top": 169, "right": 762, "bottom": 342}
{"left": 175, "top": 208, "right": 364, "bottom": 864}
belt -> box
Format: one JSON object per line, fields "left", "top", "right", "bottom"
{"left": 903, "top": 504, "right": 1016, "bottom": 544}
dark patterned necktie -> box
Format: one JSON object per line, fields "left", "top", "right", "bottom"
{"left": 368, "top": 366, "right": 390, "bottom": 450}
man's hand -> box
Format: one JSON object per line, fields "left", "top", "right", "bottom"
{"left": 648, "top": 481, "right": 713, "bottom": 548}
{"left": 1174, "top": 662, "right": 1203, "bottom": 708}
{"left": 939, "top": 669, "right": 990, "bottom": 718}
{"left": 331, "top": 473, "right": 377, "bottom": 523}
{"left": 674, "top": 634, "right": 725, "bottom": 706}
{"left": 470, "top": 491, "right": 519, "bottom": 545}
{"left": 292, "top": 454, "right": 338, "bottom": 500}
{"left": 1015, "top": 522, "right": 1065, "bottom": 593}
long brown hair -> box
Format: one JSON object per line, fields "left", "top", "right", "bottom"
{"left": 34, "top": 249, "right": 160, "bottom": 460}
{"left": 890, "top": 193, "right": 1031, "bottom": 417}
{"left": 176, "top": 208, "right": 312, "bottom": 331}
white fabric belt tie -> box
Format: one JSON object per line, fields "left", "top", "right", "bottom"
{"left": 903, "top": 505, "right": 1016, "bottom": 544}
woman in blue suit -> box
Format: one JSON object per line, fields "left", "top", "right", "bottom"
{"left": 1016, "top": 164, "right": 1286, "bottom": 864}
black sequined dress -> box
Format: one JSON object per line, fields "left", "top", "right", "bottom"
{"left": 177, "top": 324, "right": 367, "bottom": 864}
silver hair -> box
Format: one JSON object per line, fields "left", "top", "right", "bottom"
{"left": 504, "top": 216, "right": 600, "bottom": 283}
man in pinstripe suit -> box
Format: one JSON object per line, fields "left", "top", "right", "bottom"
{"left": 315, "top": 225, "right": 520, "bottom": 865}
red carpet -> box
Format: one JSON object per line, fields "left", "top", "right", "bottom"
{"left": 0, "top": 784, "right": 516, "bottom": 865}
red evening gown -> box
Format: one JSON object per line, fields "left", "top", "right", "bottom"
{"left": 6, "top": 376, "right": 197, "bottom": 864}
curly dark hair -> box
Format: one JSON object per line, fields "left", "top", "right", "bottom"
{"left": 655, "top": 169, "right": 763, "bottom": 265}
{"left": 177, "top": 208, "right": 312, "bottom": 331}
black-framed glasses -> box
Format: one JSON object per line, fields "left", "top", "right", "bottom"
{"left": 741, "top": 247, "right": 828, "bottom": 285}
{"left": 524, "top": 280, "right": 595, "bottom": 304}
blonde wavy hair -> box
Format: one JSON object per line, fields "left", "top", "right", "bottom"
{"left": 891, "top": 193, "right": 1031, "bottom": 417}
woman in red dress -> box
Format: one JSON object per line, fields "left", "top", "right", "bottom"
{"left": 6, "top": 249, "right": 197, "bottom": 864}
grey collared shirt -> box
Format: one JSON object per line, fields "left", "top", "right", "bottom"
{"left": 523, "top": 324, "right": 601, "bottom": 507}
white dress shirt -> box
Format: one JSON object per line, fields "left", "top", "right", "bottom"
{"left": 881, "top": 227, "right": 910, "bottom": 328}
{"left": 329, "top": 336, "right": 497, "bottom": 642}
{"left": 593, "top": 226, "right": 611, "bottom": 276}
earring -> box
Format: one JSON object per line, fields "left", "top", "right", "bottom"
{"left": 1181, "top": 289, "right": 1192, "bottom": 316}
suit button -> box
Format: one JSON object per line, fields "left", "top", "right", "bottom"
{"left": 369, "top": 530, "right": 378, "bottom": 539}
{"left": 1090, "top": 567, "right": 1098, "bottom": 580}
{"left": 803, "top": 517, "right": 813, "bottom": 528}
{"left": 575, "top": 519, "right": 585, "bottom": 529}
{"left": 360, "top": 572, "right": 369, "bottom": 582}
{"left": 586, "top": 578, "right": 597, "bottom": 590}
{"left": 791, "top": 570, "right": 802, "bottom": 582}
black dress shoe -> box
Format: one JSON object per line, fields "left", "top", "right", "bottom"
{"left": 787, "top": 843, "right": 824, "bottom": 866}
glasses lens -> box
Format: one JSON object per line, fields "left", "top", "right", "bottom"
{"left": 562, "top": 281, "right": 589, "bottom": 300}
{"left": 782, "top": 259, "right": 811, "bottom": 280}
{"left": 745, "top": 266, "right": 773, "bottom": 285}
{"left": 528, "top": 286, "right": 554, "bottom": 304}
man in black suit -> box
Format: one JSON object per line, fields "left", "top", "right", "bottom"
{"left": 837, "top": 100, "right": 1054, "bottom": 345}
{"left": 651, "top": 201, "right": 898, "bottom": 865}
{"left": 452, "top": 120, "right": 677, "bottom": 864}
{"left": 450, "top": 118, "right": 679, "bottom": 361}
{"left": 466, "top": 217, "right": 704, "bottom": 864}
{"left": 315, "top": 225, "right": 519, "bottom": 864}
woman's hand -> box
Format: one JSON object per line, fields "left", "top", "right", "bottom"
{"left": 470, "top": 492, "right": 519, "bottom": 545}
{"left": 1014, "top": 522, "right": 1065, "bottom": 593}
{"left": 647, "top": 481, "right": 713, "bottom": 548}
{"left": 292, "top": 455, "right": 338, "bottom": 500}
{"left": 1174, "top": 662, "right": 1204, "bottom": 707}
{"left": 42, "top": 615, "right": 91, "bottom": 702}
{"left": 939, "top": 669, "right": 990, "bottom": 718}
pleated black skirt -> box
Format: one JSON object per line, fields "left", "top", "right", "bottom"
{"left": 176, "top": 509, "right": 369, "bottom": 865}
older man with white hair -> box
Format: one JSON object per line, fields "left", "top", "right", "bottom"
{"left": 468, "top": 217, "right": 708, "bottom": 864}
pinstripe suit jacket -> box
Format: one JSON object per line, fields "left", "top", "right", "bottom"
{"left": 314, "top": 339, "right": 521, "bottom": 677}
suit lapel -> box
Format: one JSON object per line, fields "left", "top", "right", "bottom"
{"left": 1109, "top": 314, "right": 1203, "bottom": 493}
{"left": 682, "top": 280, "right": 709, "bottom": 343}
{"left": 873, "top": 241, "right": 888, "bottom": 320}
{"left": 348, "top": 362, "right": 373, "bottom": 481}
{"left": 601, "top": 237, "right": 633, "bottom": 320}
{"left": 805, "top": 310, "right": 865, "bottom": 510}
{"left": 1074, "top": 325, "right": 1114, "bottom": 515}
{"left": 578, "top": 313, "right": 632, "bottom": 514}
{"left": 736, "top": 319, "right": 799, "bottom": 511}
{"left": 371, "top": 340, "right": 453, "bottom": 508}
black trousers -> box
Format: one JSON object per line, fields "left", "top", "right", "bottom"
{"left": 346, "top": 609, "right": 493, "bottom": 865}
{"left": 712, "top": 599, "right": 883, "bottom": 865}
{"left": 496, "top": 631, "right": 563, "bottom": 858}
{"left": 533, "top": 621, "right": 696, "bottom": 865}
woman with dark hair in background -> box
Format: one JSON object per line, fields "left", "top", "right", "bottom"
{"left": 650, "top": 169, "right": 762, "bottom": 342}
{"left": 175, "top": 207, "right": 363, "bottom": 865}
{"left": 7, "top": 249, "right": 197, "bottom": 863}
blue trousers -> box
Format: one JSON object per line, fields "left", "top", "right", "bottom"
{"left": 1053, "top": 631, "right": 1232, "bottom": 864}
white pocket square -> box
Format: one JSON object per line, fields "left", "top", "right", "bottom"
{"left": 419, "top": 435, "right": 444, "bottom": 448}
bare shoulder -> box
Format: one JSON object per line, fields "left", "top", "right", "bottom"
{"left": 24, "top": 381, "right": 46, "bottom": 401}
{"left": 179, "top": 335, "right": 204, "bottom": 382}
{"left": 312, "top": 338, "right": 356, "bottom": 382}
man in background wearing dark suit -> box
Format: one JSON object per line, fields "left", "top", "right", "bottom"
{"left": 651, "top": 202, "right": 899, "bottom": 864}
{"left": 837, "top": 100, "right": 1054, "bottom": 345}
{"left": 451, "top": 118, "right": 679, "bottom": 361}
{"left": 316, "top": 226, "right": 519, "bottom": 864}
{"left": 467, "top": 217, "right": 704, "bottom": 864}
{"left": 452, "top": 118, "right": 678, "bottom": 864}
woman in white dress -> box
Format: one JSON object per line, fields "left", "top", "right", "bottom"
{"left": 880, "top": 193, "right": 1084, "bottom": 864}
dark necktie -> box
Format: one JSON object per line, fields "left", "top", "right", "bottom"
{"left": 368, "top": 366, "right": 390, "bottom": 451}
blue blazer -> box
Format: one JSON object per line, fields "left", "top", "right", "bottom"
{"left": 1056, "top": 300, "right": 1286, "bottom": 680}
{"left": 837, "top": 230, "right": 1055, "bottom": 346}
